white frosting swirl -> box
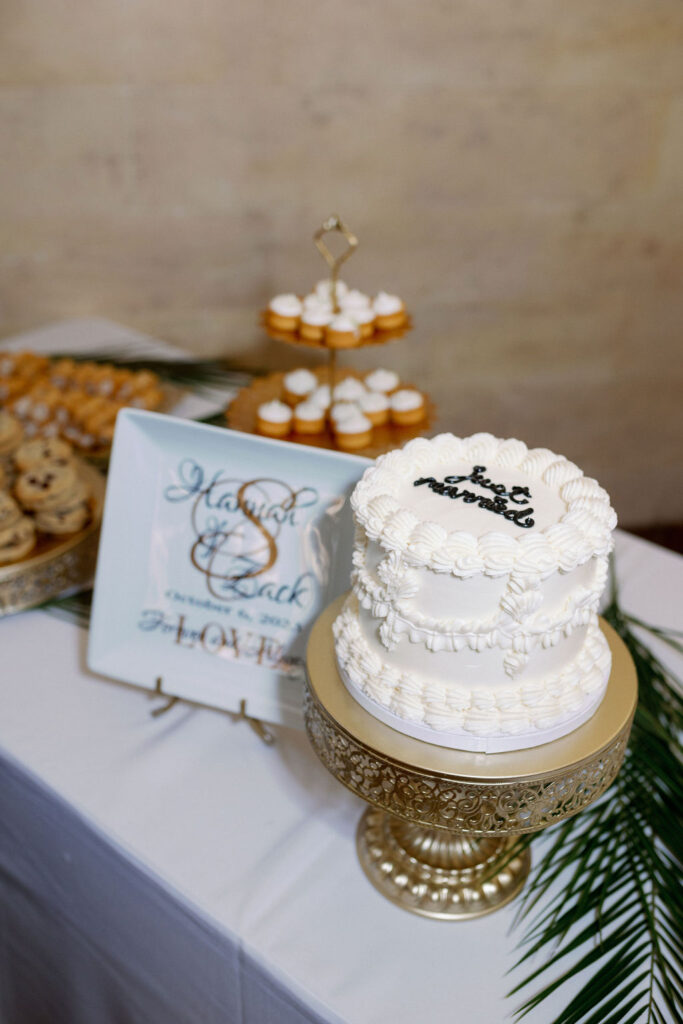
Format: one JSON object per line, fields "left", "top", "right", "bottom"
{"left": 390, "top": 389, "right": 424, "bottom": 412}
{"left": 283, "top": 368, "right": 317, "bottom": 395}
{"left": 257, "top": 400, "right": 292, "bottom": 424}
{"left": 268, "top": 294, "right": 302, "bottom": 316}
{"left": 373, "top": 291, "right": 403, "bottom": 315}
{"left": 365, "top": 368, "right": 400, "bottom": 393}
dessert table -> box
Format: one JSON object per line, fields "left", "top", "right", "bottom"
{"left": 1, "top": 323, "right": 681, "bottom": 1024}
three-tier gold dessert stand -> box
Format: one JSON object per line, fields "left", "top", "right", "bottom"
{"left": 305, "top": 596, "right": 638, "bottom": 920}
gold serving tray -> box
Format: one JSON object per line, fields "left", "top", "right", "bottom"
{"left": 0, "top": 462, "right": 106, "bottom": 617}
{"left": 260, "top": 312, "right": 413, "bottom": 350}
{"left": 226, "top": 368, "right": 434, "bottom": 458}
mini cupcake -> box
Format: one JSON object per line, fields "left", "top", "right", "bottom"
{"left": 332, "top": 377, "right": 367, "bottom": 403}
{"left": 364, "top": 368, "right": 400, "bottom": 394}
{"left": 352, "top": 307, "right": 376, "bottom": 339}
{"left": 358, "top": 391, "right": 390, "bottom": 426}
{"left": 302, "top": 293, "right": 332, "bottom": 313}
{"left": 330, "top": 401, "right": 359, "bottom": 425}
{"left": 256, "top": 400, "right": 293, "bottom": 438}
{"left": 340, "top": 289, "right": 371, "bottom": 313}
{"left": 373, "top": 292, "right": 406, "bottom": 330}
{"left": 325, "top": 314, "right": 360, "bottom": 350}
{"left": 390, "top": 388, "right": 426, "bottom": 426}
{"left": 315, "top": 279, "right": 348, "bottom": 305}
{"left": 266, "top": 294, "right": 303, "bottom": 332}
{"left": 293, "top": 400, "right": 326, "bottom": 435}
{"left": 309, "top": 384, "right": 331, "bottom": 411}
{"left": 299, "top": 307, "right": 333, "bottom": 342}
{"left": 334, "top": 411, "right": 373, "bottom": 451}
{"left": 282, "top": 368, "right": 318, "bottom": 406}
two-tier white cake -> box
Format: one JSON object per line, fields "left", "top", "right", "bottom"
{"left": 333, "top": 433, "right": 617, "bottom": 752}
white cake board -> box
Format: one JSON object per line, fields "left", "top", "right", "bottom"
{"left": 336, "top": 660, "right": 609, "bottom": 754}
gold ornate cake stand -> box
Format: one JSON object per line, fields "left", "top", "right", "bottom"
{"left": 305, "top": 596, "right": 638, "bottom": 920}
{"left": 0, "top": 462, "right": 105, "bottom": 616}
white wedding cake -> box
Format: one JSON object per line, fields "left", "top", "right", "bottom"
{"left": 333, "top": 433, "right": 617, "bottom": 752}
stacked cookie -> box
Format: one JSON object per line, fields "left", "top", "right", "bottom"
{"left": 256, "top": 367, "right": 427, "bottom": 452}
{"left": 0, "top": 351, "right": 163, "bottom": 451}
{"left": 0, "top": 415, "right": 93, "bottom": 564}
{"left": 0, "top": 491, "right": 36, "bottom": 565}
{"left": 265, "top": 280, "right": 408, "bottom": 347}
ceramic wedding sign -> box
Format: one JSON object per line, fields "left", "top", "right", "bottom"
{"left": 89, "top": 411, "right": 368, "bottom": 727}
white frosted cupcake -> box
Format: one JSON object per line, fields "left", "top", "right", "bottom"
{"left": 358, "top": 391, "right": 390, "bottom": 426}
{"left": 340, "top": 289, "right": 371, "bottom": 313}
{"left": 283, "top": 368, "right": 317, "bottom": 406}
{"left": 293, "top": 400, "right": 325, "bottom": 435}
{"left": 325, "top": 314, "right": 361, "bottom": 349}
{"left": 389, "top": 388, "right": 426, "bottom": 426}
{"left": 364, "top": 368, "right": 400, "bottom": 394}
{"left": 333, "top": 377, "right": 367, "bottom": 403}
{"left": 303, "top": 292, "right": 332, "bottom": 312}
{"left": 267, "top": 294, "right": 303, "bottom": 332}
{"left": 315, "top": 279, "right": 349, "bottom": 304}
{"left": 330, "top": 401, "right": 358, "bottom": 424}
{"left": 334, "top": 411, "right": 373, "bottom": 451}
{"left": 352, "top": 306, "right": 376, "bottom": 339}
{"left": 373, "top": 291, "right": 406, "bottom": 330}
{"left": 256, "top": 399, "right": 293, "bottom": 438}
{"left": 309, "top": 384, "right": 331, "bottom": 410}
{"left": 299, "top": 307, "right": 333, "bottom": 342}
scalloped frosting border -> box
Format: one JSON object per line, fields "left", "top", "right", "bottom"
{"left": 351, "top": 549, "right": 609, "bottom": 655}
{"left": 333, "top": 597, "right": 611, "bottom": 738}
{"left": 351, "top": 433, "right": 617, "bottom": 579}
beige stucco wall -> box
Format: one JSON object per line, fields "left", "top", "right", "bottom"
{"left": 1, "top": 1, "right": 682, "bottom": 526}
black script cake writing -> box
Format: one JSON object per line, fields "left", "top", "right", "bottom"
{"left": 413, "top": 465, "right": 535, "bottom": 529}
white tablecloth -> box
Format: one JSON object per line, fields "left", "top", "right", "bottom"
{"left": 1, "top": 323, "right": 681, "bottom": 1024}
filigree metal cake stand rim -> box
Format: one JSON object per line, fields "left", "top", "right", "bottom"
{"left": 304, "top": 597, "right": 637, "bottom": 919}
{"left": 0, "top": 462, "right": 105, "bottom": 616}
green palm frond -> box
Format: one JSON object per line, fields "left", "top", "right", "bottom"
{"left": 53, "top": 352, "right": 255, "bottom": 393}
{"left": 42, "top": 587, "right": 93, "bottom": 628}
{"left": 509, "top": 560, "right": 683, "bottom": 1024}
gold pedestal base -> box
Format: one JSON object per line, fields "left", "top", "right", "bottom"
{"left": 305, "top": 595, "right": 637, "bottom": 920}
{"left": 357, "top": 808, "right": 531, "bottom": 920}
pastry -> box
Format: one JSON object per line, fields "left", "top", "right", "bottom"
{"left": 14, "top": 462, "right": 80, "bottom": 511}
{"left": 325, "top": 315, "right": 360, "bottom": 349}
{"left": 315, "top": 279, "right": 348, "bottom": 305}
{"left": 333, "top": 432, "right": 617, "bottom": 752}
{"left": 373, "top": 292, "right": 406, "bottom": 330}
{"left": 309, "top": 385, "right": 331, "bottom": 411}
{"left": 351, "top": 308, "right": 376, "bottom": 339}
{"left": 14, "top": 437, "right": 73, "bottom": 472}
{"left": 0, "top": 516, "right": 36, "bottom": 564}
{"left": 0, "top": 410, "right": 24, "bottom": 459}
{"left": 34, "top": 497, "right": 91, "bottom": 535}
{"left": 358, "top": 391, "right": 390, "bottom": 426}
{"left": 389, "top": 389, "right": 426, "bottom": 426}
{"left": 332, "top": 377, "right": 367, "bottom": 403}
{"left": 293, "top": 401, "right": 326, "bottom": 435}
{"left": 333, "top": 412, "right": 373, "bottom": 451}
{"left": 340, "top": 289, "right": 371, "bottom": 313}
{"left": 0, "top": 491, "right": 22, "bottom": 531}
{"left": 256, "top": 400, "right": 293, "bottom": 438}
{"left": 282, "top": 368, "right": 318, "bottom": 406}
{"left": 364, "top": 368, "right": 400, "bottom": 395}
{"left": 266, "top": 294, "right": 303, "bottom": 332}
{"left": 330, "top": 402, "right": 359, "bottom": 425}
{"left": 299, "top": 307, "right": 333, "bottom": 342}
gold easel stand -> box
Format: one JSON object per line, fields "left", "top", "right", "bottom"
{"left": 305, "top": 597, "right": 637, "bottom": 920}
